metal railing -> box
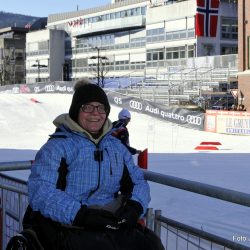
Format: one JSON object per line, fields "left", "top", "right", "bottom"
{"left": 144, "top": 171, "right": 250, "bottom": 250}
{"left": 1, "top": 161, "right": 250, "bottom": 250}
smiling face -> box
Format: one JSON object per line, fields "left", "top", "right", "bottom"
{"left": 77, "top": 101, "right": 107, "bottom": 136}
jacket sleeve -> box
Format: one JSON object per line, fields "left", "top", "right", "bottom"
{"left": 125, "top": 144, "right": 138, "bottom": 155}
{"left": 122, "top": 148, "right": 151, "bottom": 215}
{"left": 118, "top": 128, "right": 138, "bottom": 155}
{"left": 27, "top": 139, "right": 81, "bottom": 225}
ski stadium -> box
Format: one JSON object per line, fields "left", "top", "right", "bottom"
{"left": 0, "top": 86, "right": 250, "bottom": 249}
{"left": 0, "top": 0, "right": 250, "bottom": 247}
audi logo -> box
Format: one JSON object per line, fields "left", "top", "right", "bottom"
{"left": 45, "top": 85, "right": 55, "bottom": 92}
{"left": 129, "top": 100, "right": 143, "bottom": 110}
{"left": 186, "top": 115, "right": 202, "bottom": 125}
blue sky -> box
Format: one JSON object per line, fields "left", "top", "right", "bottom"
{"left": 1, "top": 0, "right": 111, "bottom": 17}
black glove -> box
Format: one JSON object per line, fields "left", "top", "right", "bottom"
{"left": 73, "top": 205, "right": 119, "bottom": 230}
{"left": 118, "top": 199, "right": 143, "bottom": 229}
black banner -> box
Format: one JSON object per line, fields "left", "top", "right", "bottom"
{"left": 0, "top": 82, "right": 74, "bottom": 94}
{"left": 0, "top": 83, "right": 205, "bottom": 130}
{"left": 106, "top": 91, "right": 205, "bottom": 131}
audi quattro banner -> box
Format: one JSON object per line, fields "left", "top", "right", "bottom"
{"left": 106, "top": 91, "right": 205, "bottom": 131}
{"left": 0, "top": 82, "right": 74, "bottom": 94}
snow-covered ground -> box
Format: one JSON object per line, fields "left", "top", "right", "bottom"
{"left": 1, "top": 93, "right": 250, "bottom": 247}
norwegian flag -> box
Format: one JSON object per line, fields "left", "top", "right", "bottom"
{"left": 195, "top": 0, "right": 220, "bottom": 37}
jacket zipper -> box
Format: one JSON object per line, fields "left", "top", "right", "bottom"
{"left": 104, "top": 148, "right": 112, "bottom": 175}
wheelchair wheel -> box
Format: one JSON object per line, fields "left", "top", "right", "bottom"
{"left": 6, "top": 234, "right": 31, "bottom": 250}
{"left": 6, "top": 228, "right": 43, "bottom": 250}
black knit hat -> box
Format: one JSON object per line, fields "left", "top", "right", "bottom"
{"left": 69, "top": 84, "right": 110, "bottom": 122}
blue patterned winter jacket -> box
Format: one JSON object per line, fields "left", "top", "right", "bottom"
{"left": 28, "top": 114, "right": 150, "bottom": 225}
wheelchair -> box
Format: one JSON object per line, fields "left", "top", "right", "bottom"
{"left": 6, "top": 228, "right": 43, "bottom": 250}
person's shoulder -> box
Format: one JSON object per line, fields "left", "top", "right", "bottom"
{"left": 112, "top": 120, "right": 123, "bottom": 131}
{"left": 43, "top": 127, "right": 83, "bottom": 158}
{"left": 112, "top": 120, "right": 122, "bottom": 128}
{"left": 49, "top": 126, "right": 72, "bottom": 140}
{"left": 112, "top": 120, "right": 118, "bottom": 125}
{"left": 46, "top": 126, "right": 78, "bottom": 149}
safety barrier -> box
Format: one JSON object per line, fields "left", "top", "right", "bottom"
{"left": 1, "top": 161, "right": 250, "bottom": 250}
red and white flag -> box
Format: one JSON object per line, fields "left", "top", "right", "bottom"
{"left": 195, "top": 0, "right": 220, "bottom": 37}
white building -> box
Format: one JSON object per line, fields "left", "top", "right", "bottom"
{"left": 26, "top": 29, "right": 65, "bottom": 83}
{"left": 25, "top": 0, "right": 238, "bottom": 85}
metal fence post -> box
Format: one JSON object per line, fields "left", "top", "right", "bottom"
{"left": 0, "top": 188, "right": 3, "bottom": 250}
{"left": 154, "top": 210, "right": 162, "bottom": 237}
{"left": 18, "top": 193, "right": 23, "bottom": 232}
{"left": 146, "top": 208, "right": 154, "bottom": 230}
{"left": 2, "top": 190, "right": 6, "bottom": 250}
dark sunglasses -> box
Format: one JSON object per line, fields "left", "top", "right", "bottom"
{"left": 81, "top": 104, "right": 107, "bottom": 114}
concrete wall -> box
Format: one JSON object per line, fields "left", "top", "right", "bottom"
{"left": 49, "top": 30, "right": 65, "bottom": 81}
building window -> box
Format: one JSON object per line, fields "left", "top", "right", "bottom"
{"left": 146, "top": 28, "right": 165, "bottom": 43}
{"left": 147, "top": 48, "right": 164, "bottom": 61}
{"left": 166, "top": 46, "right": 186, "bottom": 60}
{"left": 188, "top": 45, "right": 194, "bottom": 58}
{"left": 221, "top": 18, "right": 238, "bottom": 40}
{"left": 221, "top": 45, "right": 238, "bottom": 55}
{"left": 38, "top": 40, "right": 49, "bottom": 50}
{"left": 130, "top": 37, "right": 145, "bottom": 48}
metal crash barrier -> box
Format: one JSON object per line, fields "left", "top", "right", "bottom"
{"left": 1, "top": 161, "right": 250, "bottom": 250}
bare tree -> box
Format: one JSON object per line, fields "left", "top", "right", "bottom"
{"left": 89, "top": 47, "right": 109, "bottom": 88}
